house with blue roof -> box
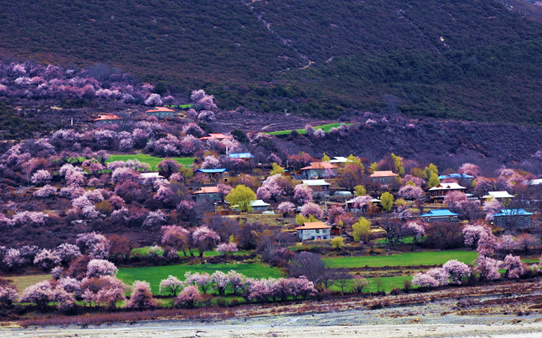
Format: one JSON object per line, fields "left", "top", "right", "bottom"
{"left": 438, "top": 173, "right": 474, "bottom": 186}
{"left": 493, "top": 209, "right": 533, "bottom": 229}
{"left": 419, "top": 209, "right": 459, "bottom": 223}
{"left": 228, "top": 153, "right": 254, "bottom": 159}
{"left": 195, "top": 168, "right": 228, "bottom": 183}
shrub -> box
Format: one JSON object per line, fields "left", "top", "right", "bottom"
{"left": 330, "top": 237, "right": 345, "bottom": 249}
{"left": 126, "top": 281, "right": 157, "bottom": 310}
{"left": 174, "top": 285, "right": 202, "bottom": 309}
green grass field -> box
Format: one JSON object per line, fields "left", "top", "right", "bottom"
{"left": 267, "top": 123, "right": 352, "bottom": 136}
{"left": 5, "top": 274, "right": 51, "bottom": 294}
{"left": 329, "top": 276, "right": 413, "bottom": 293}
{"left": 323, "top": 250, "right": 478, "bottom": 268}
{"left": 106, "top": 154, "right": 195, "bottom": 170}
{"left": 117, "top": 263, "right": 284, "bottom": 294}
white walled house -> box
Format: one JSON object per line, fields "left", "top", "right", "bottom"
{"left": 295, "top": 221, "right": 332, "bottom": 241}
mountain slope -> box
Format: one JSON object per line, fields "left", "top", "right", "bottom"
{"left": 1, "top": 0, "right": 542, "bottom": 124}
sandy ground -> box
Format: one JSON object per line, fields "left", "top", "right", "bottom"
{"left": 5, "top": 293, "right": 542, "bottom": 338}
{"left": 4, "top": 322, "right": 542, "bottom": 338}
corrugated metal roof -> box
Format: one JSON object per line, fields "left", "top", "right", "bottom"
{"left": 493, "top": 209, "right": 533, "bottom": 217}
{"left": 228, "top": 153, "right": 254, "bottom": 159}
{"left": 420, "top": 209, "right": 459, "bottom": 217}
{"left": 196, "top": 168, "right": 228, "bottom": 173}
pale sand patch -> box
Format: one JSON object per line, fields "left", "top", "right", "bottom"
{"left": 3, "top": 323, "right": 542, "bottom": 337}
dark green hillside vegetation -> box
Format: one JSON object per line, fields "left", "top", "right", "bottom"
{"left": 0, "top": 102, "right": 46, "bottom": 139}
{"left": 2, "top": 0, "right": 542, "bottom": 123}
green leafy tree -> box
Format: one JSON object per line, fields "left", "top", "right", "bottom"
{"left": 354, "top": 185, "right": 367, "bottom": 196}
{"left": 391, "top": 153, "right": 405, "bottom": 176}
{"left": 270, "top": 163, "right": 285, "bottom": 175}
{"left": 381, "top": 192, "right": 394, "bottom": 212}
{"left": 352, "top": 217, "right": 371, "bottom": 242}
{"left": 421, "top": 163, "right": 440, "bottom": 187}
{"left": 347, "top": 154, "right": 364, "bottom": 171}
{"left": 295, "top": 214, "right": 318, "bottom": 225}
{"left": 322, "top": 153, "right": 331, "bottom": 162}
{"left": 225, "top": 185, "right": 256, "bottom": 212}
{"left": 330, "top": 237, "right": 345, "bottom": 249}
{"left": 424, "top": 163, "right": 438, "bottom": 179}
{"left": 428, "top": 172, "right": 440, "bottom": 188}
{"left": 370, "top": 162, "right": 379, "bottom": 173}
{"left": 410, "top": 167, "right": 427, "bottom": 179}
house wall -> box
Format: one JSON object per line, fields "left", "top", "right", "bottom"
{"left": 494, "top": 215, "right": 532, "bottom": 229}
{"left": 371, "top": 176, "right": 395, "bottom": 184}
{"left": 148, "top": 112, "right": 174, "bottom": 118}
{"left": 421, "top": 216, "right": 458, "bottom": 223}
{"left": 297, "top": 229, "right": 331, "bottom": 241}
{"left": 194, "top": 193, "right": 221, "bottom": 203}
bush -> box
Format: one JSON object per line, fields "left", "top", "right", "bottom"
{"left": 174, "top": 285, "right": 202, "bottom": 309}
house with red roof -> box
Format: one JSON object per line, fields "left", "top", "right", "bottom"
{"left": 199, "top": 133, "right": 231, "bottom": 141}
{"left": 145, "top": 107, "right": 175, "bottom": 119}
{"left": 94, "top": 114, "right": 122, "bottom": 126}
{"left": 369, "top": 170, "right": 399, "bottom": 185}
{"left": 193, "top": 186, "right": 221, "bottom": 203}
{"left": 300, "top": 162, "right": 338, "bottom": 179}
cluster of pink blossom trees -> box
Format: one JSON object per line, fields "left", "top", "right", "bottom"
{"left": 158, "top": 270, "right": 317, "bottom": 307}
{"left": 0, "top": 61, "right": 178, "bottom": 105}
{"left": 18, "top": 258, "right": 135, "bottom": 313}
{"left": 412, "top": 260, "right": 471, "bottom": 288}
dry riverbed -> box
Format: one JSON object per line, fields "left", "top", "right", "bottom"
{"left": 3, "top": 281, "right": 542, "bottom": 337}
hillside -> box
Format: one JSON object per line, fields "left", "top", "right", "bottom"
{"left": 1, "top": 1, "right": 542, "bottom": 124}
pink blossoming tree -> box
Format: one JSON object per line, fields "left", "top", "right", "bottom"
{"left": 192, "top": 226, "right": 220, "bottom": 257}
{"left": 174, "top": 285, "right": 202, "bottom": 308}
{"left": 159, "top": 275, "right": 184, "bottom": 296}
{"left": 125, "top": 280, "right": 157, "bottom": 310}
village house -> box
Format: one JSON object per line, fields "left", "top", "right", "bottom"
{"left": 483, "top": 191, "right": 515, "bottom": 201}
{"left": 195, "top": 168, "right": 229, "bottom": 183}
{"left": 302, "top": 179, "right": 331, "bottom": 196}
{"left": 295, "top": 221, "right": 332, "bottom": 241}
{"left": 369, "top": 170, "right": 399, "bottom": 185}
{"left": 199, "top": 133, "right": 231, "bottom": 141}
{"left": 227, "top": 152, "right": 255, "bottom": 167}
{"left": 438, "top": 173, "right": 474, "bottom": 186}
{"left": 145, "top": 107, "right": 175, "bottom": 119}
{"left": 300, "top": 162, "right": 338, "bottom": 179}
{"left": 231, "top": 199, "right": 270, "bottom": 212}
{"left": 428, "top": 182, "right": 466, "bottom": 201}
{"left": 138, "top": 172, "right": 165, "bottom": 185}
{"left": 344, "top": 197, "right": 381, "bottom": 212}
{"left": 328, "top": 156, "right": 353, "bottom": 166}
{"left": 419, "top": 209, "right": 459, "bottom": 223}
{"left": 493, "top": 209, "right": 533, "bottom": 229}
{"left": 94, "top": 114, "right": 122, "bottom": 127}
{"left": 192, "top": 186, "right": 221, "bottom": 203}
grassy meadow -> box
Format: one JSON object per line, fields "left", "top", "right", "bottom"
{"left": 117, "top": 263, "right": 284, "bottom": 294}
{"left": 266, "top": 123, "right": 352, "bottom": 136}
{"left": 323, "top": 250, "right": 478, "bottom": 268}
{"left": 106, "top": 154, "right": 195, "bottom": 170}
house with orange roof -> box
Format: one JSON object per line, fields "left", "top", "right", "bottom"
{"left": 300, "top": 162, "right": 338, "bottom": 179}
{"left": 193, "top": 186, "right": 221, "bottom": 203}
{"left": 145, "top": 107, "right": 175, "bottom": 118}
{"left": 199, "top": 133, "right": 231, "bottom": 141}
{"left": 295, "top": 221, "right": 332, "bottom": 241}
{"left": 94, "top": 114, "right": 122, "bottom": 126}
{"left": 369, "top": 170, "right": 399, "bottom": 185}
